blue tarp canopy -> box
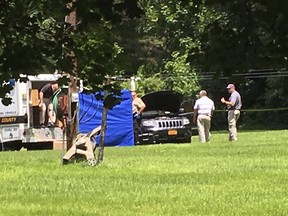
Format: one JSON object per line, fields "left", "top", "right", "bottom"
{"left": 78, "top": 90, "right": 134, "bottom": 147}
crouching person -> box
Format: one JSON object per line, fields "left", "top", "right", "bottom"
{"left": 39, "top": 82, "right": 59, "bottom": 128}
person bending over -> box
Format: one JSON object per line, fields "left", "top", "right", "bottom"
{"left": 39, "top": 82, "right": 59, "bottom": 128}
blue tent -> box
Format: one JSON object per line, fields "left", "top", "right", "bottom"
{"left": 78, "top": 90, "right": 134, "bottom": 147}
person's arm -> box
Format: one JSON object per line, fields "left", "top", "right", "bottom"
{"left": 138, "top": 101, "right": 146, "bottom": 114}
{"left": 39, "top": 83, "right": 50, "bottom": 108}
{"left": 135, "top": 98, "right": 146, "bottom": 114}
{"left": 210, "top": 110, "right": 214, "bottom": 117}
{"left": 39, "top": 91, "right": 44, "bottom": 108}
{"left": 193, "top": 109, "right": 198, "bottom": 124}
{"left": 193, "top": 101, "right": 199, "bottom": 123}
{"left": 220, "top": 97, "right": 235, "bottom": 106}
{"left": 211, "top": 103, "right": 215, "bottom": 117}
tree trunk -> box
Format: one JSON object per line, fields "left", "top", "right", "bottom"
{"left": 96, "top": 104, "right": 108, "bottom": 164}
{"left": 65, "top": 3, "right": 78, "bottom": 151}
{"left": 96, "top": 77, "right": 110, "bottom": 164}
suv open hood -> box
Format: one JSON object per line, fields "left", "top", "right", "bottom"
{"left": 141, "top": 91, "right": 183, "bottom": 113}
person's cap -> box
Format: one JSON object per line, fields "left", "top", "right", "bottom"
{"left": 226, "top": 84, "right": 235, "bottom": 89}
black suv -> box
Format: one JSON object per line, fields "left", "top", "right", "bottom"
{"left": 137, "top": 91, "right": 192, "bottom": 144}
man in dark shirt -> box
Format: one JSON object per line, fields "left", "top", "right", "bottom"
{"left": 39, "top": 82, "right": 59, "bottom": 127}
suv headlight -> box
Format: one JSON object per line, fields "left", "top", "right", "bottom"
{"left": 183, "top": 118, "right": 190, "bottom": 125}
{"left": 142, "top": 120, "right": 155, "bottom": 127}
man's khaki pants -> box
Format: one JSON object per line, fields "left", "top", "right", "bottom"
{"left": 197, "top": 115, "right": 211, "bottom": 143}
{"left": 227, "top": 110, "right": 240, "bottom": 141}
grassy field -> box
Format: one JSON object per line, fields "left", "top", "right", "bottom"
{"left": 0, "top": 130, "right": 288, "bottom": 216}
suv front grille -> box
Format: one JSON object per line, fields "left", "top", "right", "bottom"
{"left": 157, "top": 120, "right": 183, "bottom": 129}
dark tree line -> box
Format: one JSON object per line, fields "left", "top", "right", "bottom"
{"left": 1, "top": 0, "right": 287, "bottom": 129}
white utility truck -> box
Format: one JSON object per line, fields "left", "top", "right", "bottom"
{"left": 0, "top": 74, "right": 67, "bottom": 151}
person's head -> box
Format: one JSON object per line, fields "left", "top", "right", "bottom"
{"left": 226, "top": 84, "right": 235, "bottom": 93}
{"left": 51, "top": 83, "right": 59, "bottom": 92}
{"left": 131, "top": 91, "right": 137, "bottom": 100}
{"left": 199, "top": 90, "right": 207, "bottom": 98}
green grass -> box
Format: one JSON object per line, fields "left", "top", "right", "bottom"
{"left": 0, "top": 130, "right": 288, "bottom": 216}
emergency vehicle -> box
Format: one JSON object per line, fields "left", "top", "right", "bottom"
{"left": 0, "top": 74, "right": 67, "bottom": 151}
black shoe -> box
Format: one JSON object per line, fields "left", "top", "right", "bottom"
{"left": 40, "top": 124, "right": 45, "bottom": 128}
{"left": 62, "top": 159, "right": 69, "bottom": 165}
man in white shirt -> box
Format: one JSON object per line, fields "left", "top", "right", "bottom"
{"left": 193, "top": 90, "right": 215, "bottom": 143}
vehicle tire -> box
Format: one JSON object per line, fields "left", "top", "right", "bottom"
{"left": 87, "top": 158, "right": 97, "bottom": 167}
{"left": 182, "top": 137, "right": 191, "bottom": 144}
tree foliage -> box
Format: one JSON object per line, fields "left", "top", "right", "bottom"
{"left": 135, "top": 0, "right": 203, "bottom": 96}
{"left": 192, "top": 0, "right": 288, "bottom": 73}
{"left": 0, "top": 0, "right": 67, "bottom": 78}
{"left": 0, "top": 0, "right": 142, "bottom": 99}
{"left": 71, "top": 0, "right": 142, "bottom": 90}
{"left": 139, "top": 0, "right": 288, "bottom": 76}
